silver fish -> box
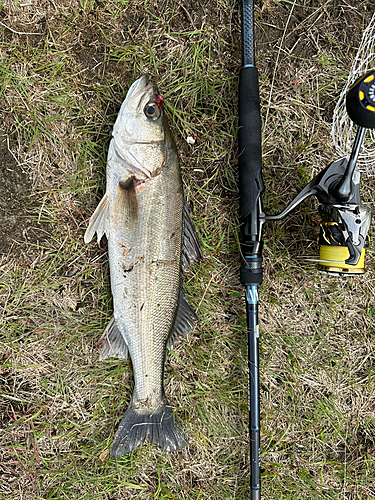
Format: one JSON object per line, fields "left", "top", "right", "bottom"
{"left": 84, "top": 75, "right": 201, "bottom": 457}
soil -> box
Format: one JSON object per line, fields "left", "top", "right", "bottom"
{"left": 0, "top": 130, "right": 32, "bottom": 254}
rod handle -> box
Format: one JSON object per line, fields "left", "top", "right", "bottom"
{"left": 238, "top": 66, "right": 264, "bottom": 225}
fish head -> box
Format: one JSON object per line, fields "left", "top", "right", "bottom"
{"left": 112, "top": 75, "right": 168, "bottom": 180}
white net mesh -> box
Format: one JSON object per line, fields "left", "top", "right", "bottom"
{"left": 331, "top": 12, "right": 375, "bottom": 171}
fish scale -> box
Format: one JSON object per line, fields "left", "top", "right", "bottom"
{"left": 84, "top": 75, "right": 201, "bottom": 457}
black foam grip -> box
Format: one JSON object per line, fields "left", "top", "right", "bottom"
{"left": 238, "top": 66, "right": 264, "bottom": 224}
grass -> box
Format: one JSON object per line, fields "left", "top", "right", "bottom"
{"left": 1, "top": 0, "right": 375, "bottom": 499}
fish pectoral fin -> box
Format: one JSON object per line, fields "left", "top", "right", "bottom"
{"left": 167, "top": 289, "right": 198, "bottom": 350}
{"left": 114, "top": 175, "right": 139, "bottom": 223}
{"left": 98, "top": 317, "right": 128, "bottom": 361}
{"left": 84, "top": 193, "right": 110, "bottom": 245}
{"left": 182, "top": 199, "right": 202, "bottom": 271}
{"left": 118, "top": 176, "right": 135, "bottom": 191}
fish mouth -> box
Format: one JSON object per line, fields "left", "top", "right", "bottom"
{"left": 123, "top": 74, "right": 159, "bottom": 112}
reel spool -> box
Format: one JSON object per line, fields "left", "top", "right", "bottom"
{"left": 316, "top": 201, "right": 371, "bottom": 276}
{"left": 317, "top": 220, "right": 366, "bottom": 276}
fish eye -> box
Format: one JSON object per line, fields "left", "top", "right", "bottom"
{"left": 144, "top": 103, "right": 161, "bottom": 120}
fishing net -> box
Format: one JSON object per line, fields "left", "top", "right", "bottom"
{"left": 331, "top": 11, "right": 375, "bottom": 171}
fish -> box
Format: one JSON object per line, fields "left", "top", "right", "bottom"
{"left": 84, "top": 75, "right": 201, "bottom": 458}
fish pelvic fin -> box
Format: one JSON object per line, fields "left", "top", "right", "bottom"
{"left": 167, "top": 289, "right": 197, "bottom": 350}
{"left": 84, "top": 193, "right": 110, "bottom": 244}
{"left": 110, "top": 397, "right": 187, "bottom": 457}
{"left": 182, "top": 199, "right": 202, "bottom": 272}
{"left": 98, "top": 317, "right": 128, "bottom": 361}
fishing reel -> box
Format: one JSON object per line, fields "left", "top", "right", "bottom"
{"left": 264, "top": 70, "right": 375, "bottom": 276}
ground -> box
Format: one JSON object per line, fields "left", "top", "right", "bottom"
{"left": 1, "top": 0, "right": 375, "bottom": 499}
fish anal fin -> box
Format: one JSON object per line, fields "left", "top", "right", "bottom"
{"left": 98, "top": 317, "right": 128, "bottom": 361}
{"left": 182, "top": 199, "right": 202, "bottom": 271}
{"left": 84, "top": 194, "right": 110, "bottom": 245}
{"left": 167, "top": 289, "right": 197, "bottom": 350}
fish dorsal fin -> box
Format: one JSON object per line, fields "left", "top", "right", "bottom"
{"left": 84, "top": 194, "right": 110, "bottom": 245}
{"left": 167, "top": 289, "right": 198, "bottom": 350}
{"left": 182, "top": 199, "right": 202, "bottom": 272}
{"left": 99, "top": 317, "right": 129, "bottom": 360}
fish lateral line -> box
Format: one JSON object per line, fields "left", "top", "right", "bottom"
{"left": 151, "top": 259, "right": 178, "bottom": 266}
{"left": 113, "top": 138, "right": 162, "bottom": 146}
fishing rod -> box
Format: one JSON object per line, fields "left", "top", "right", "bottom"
{"left": 238, "top": 1, "right": 263, "bottom": 498}
{"left": 238, "top": 1, "right": 375, "bottom": 497}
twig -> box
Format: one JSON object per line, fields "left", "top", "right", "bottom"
{"left": 0, "top": 21, "right": 41, "bottom": 36}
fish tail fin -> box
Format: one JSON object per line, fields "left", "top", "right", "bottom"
{"left": 110, "top": 397, "right": 187, "bottom": 458}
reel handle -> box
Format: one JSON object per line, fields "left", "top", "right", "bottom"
{"left": 346, "top": 69, "right": 375, "bottom": 129}
{"left": 330, "top": 126, "right": 366, "bottom": 202}
{"left": 333, "top": 69, "right": 375, "bottom": 201}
